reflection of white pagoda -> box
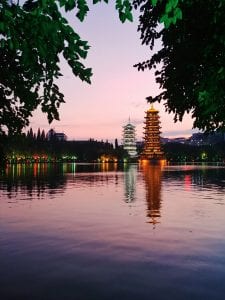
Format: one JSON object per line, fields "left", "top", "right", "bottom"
{"left": 124, "top": 164, "right": 137, "bottom": 203}
{"left": 122, "top": 119, "right": 137, "bottom": 158}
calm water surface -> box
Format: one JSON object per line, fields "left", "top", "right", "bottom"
{"left": 1, "top": 163, "right": 225, "bottom": 300}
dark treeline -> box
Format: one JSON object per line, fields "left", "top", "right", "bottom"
{"left": 163, "top": 142, "right": 225, "bottom": 162}
{"left": 1, "top": 128, "right": 225, "bottom": 165}
{"left": 2, "top": 128, "right": 128, "bottom": 163}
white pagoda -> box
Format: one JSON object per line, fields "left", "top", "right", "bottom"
{"left": 122, "top": 119, "right": 137, "bottom": 158}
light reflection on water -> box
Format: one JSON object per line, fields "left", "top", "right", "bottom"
{"left": 1, "top": 163, "right": 225, "bottom": 300}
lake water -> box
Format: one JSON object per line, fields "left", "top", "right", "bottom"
{"left": 1, "top": 163, "right": 225, "bottom": 300}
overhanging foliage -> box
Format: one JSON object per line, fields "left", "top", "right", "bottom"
{"left": 134, "top": 0, "right": 225, "bottom": 132}
{"left": 0, "top": 0, "right": 133, "bottom": 134}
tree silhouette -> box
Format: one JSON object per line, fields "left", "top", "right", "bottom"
{"left": 0, "top": 0, "right": 133, "bottom": 135}
{"left": 37, "top": 128, "right": 41, "bottom": 141}
{"left": 134, "top": 0, "right": 225, "bottom": 132}
{"left": 40, "top": 130, "right": 46, "bottom": 141}
{"left": 27, "top": 128, "right": 34, "bottom": 140}
{"left": 115, "top": 138, "right": 119, "bottom": 149}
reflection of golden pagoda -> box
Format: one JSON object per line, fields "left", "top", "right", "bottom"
{"left": 140, "top": 162, "right": 162, "bottom": 226}
{"left": 141, "top": 105, "right": 164, "bottom": 161}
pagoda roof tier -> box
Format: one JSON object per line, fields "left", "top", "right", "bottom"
{"left": 144, "top": 116, "right": 160, "bottom": 119}
{"left": 143, "top": 123, "right": 161, "bottom": 125}
{"left": 143, "top": 127, "right": 161, "bottom": 130}
{"left": 143, "top": 132, "right": 162, "bottom": 135}
{"left": 143, "top": 123, "right": 161, "bottom": 126}
{"left": 143, "top": 131, "right": 161, "bottom": 134}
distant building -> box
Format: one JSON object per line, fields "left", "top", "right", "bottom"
{"left": 54, "top": 132, "right": 67, "bottom": 141}
{"left": 46, "top": 129, "right": 67, "bottom": 141}
{"left": 46, "top": 129, "right": 56, "bottom": 141}
{"left": 122, "top": 119, "right": 137, "bottom": 158}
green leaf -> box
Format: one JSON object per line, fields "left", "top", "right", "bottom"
{"left": 171, "top": 0, "right": 179, "bottom": 8}
{"left": 160, "top": 15, "right": 171, "bottom": 28}
{"left": 218, "top": 67, "right": 224, "bottom": 74}
{"left": 174, "top": 7, "right": 182, "bottom": 20}
{"left": 5, "top": 9, "right": 13, "bottom": 18}
{"left": 58, "top": 0, "right": 67, "bottom": 7}
{"left": 165, "top": 2, "right": 172, "bottom": 13}
{"left": 119, "top": 12, "right": 126, "bottom": 23}
{"left": 76, "top": 0, "right": 89, "bottom": 21}
{"left": 0, "top": 22, "right": 5, "bottom": 32}
{"left": 116, "top": 0, "right": 122, "bottom": 11}
{"left": 65, "top": 0, "right": 76, "bottom": 12}
{"left": 126, "top": 10, "right": 133, "bottom": 22}
{"left": 151, "top": 0, "right": 158, "bottom": 6}
{"left": 9, "top": 39, "right": 13, "bottom": 50}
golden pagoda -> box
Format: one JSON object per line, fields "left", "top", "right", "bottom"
{"left": 141, "top": 105, "right": 164, "bottom": 161}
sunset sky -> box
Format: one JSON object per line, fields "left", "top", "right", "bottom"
{"left": 30, "top": 2, "right": 197, "bottom": 142}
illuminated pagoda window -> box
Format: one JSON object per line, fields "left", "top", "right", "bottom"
{"left": 141, "top": 105, "right": 164, "bottom": 160}
{"left": 122, "top": 119, "right": 137, "bottom": 158}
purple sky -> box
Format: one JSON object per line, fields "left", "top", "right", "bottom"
{"left": 29, "top": 3, "right": 197, "bottom": 142}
